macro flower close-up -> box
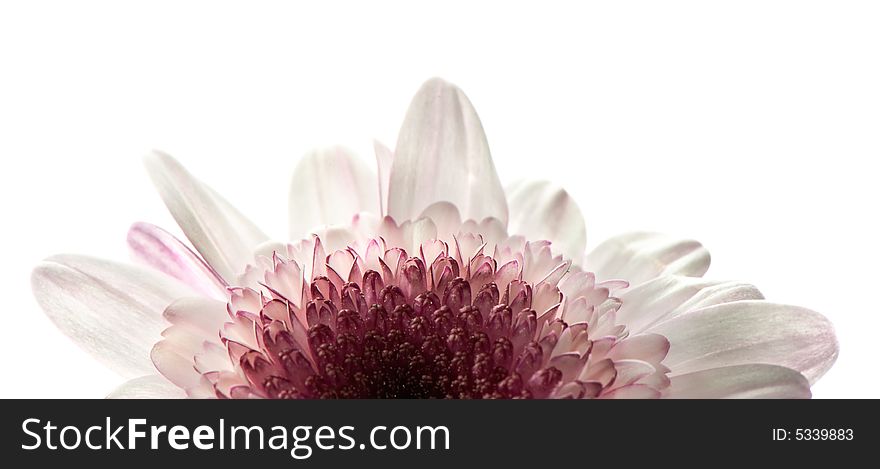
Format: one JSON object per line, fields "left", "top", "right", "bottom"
{"left": 31, "top": 78, "right": 838, "bottom": 399}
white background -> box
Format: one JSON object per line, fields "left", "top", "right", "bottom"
{"left": 1, "top": 1, "right": 877, "bottom": 398}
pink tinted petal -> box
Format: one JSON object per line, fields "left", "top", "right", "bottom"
{"left": 144, "top": 151, "right": 268, "bottom": 280}
{"left": 128, "top": 222, "right": 227, "bottom": 300}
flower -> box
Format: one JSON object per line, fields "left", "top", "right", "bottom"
{"left": 32, "top": 78, "right": 838, "bottom": 399}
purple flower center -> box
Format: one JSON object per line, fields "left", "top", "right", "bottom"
{"left": 238, "top": 270, "right": 562, "bottom": 399}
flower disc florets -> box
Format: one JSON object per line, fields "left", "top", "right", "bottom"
{"left": 184, "top": 224, "right": 670, "bottom": 399}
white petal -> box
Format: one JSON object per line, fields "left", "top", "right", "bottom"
{"left": 402, "top": 217, "right": 438, "bottom": 255}
{"left": 312, "top": 225, "right": 359, "bottom": 252}
{"left": 586, "top": 232, "right": 710, "bottom": 285}
{"left": 106, "top": 375, "right": 186, "bottom": 399}
{"left": 599, "top": 384, "right": 661, "bottom": 399}
{"left": 666, "top": 364, "right": 811, "bottom": 399}
{"left": 616, "top": 275, "right": 763, "bottom": 334}
{"left": 418, "top": 201, "right": 462, "bottom": 241}
{"left": 289, "top": 146, "right": 380, "bottom": 239}
{"left": 610, "top": 359, "right": 657, "bottom": 389}
{"left": 374, "top": 140, "right": 393, "bottom": 216}
{"left": 506, "top": 179, "right": 586, "bottom": 263}
{"left": 160, "top": 324, "right": 213, "bottom": 357}
{"left": 127, "top": 222, "right": 227, "bottom": 300}
{"left": 162, "top": 297, "right": 229, "bottom": 336}
{"left": 151, "top": 339, "right": 202, "bottom": 389}
{"left": 458, "top": 217, "right": 507, "bottom": 255}
{"left": 648, "top": 300, "right": 838, "bottom": 384}
{"left": 194, "top": 342, "right": 234, "bottom": 373}
{"left": 387, "top": 78, "right": 508, "bottom": 225}
{"left": 144, "top": 151, "right": 268, "bottom": 281}
{"left": 31, "top": 255, "right": 196, "bottom": 377}
{"left": 607, "top": 333, "right": 670, "bottom": 365}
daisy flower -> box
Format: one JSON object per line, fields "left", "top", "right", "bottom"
{"left": 32, "top": 78, "right": 838, "bottom": 398}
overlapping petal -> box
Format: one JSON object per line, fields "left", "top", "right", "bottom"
{"left": 30, "top": 78, "right": 838, "bottom": 399}
{"left": 615, "top": 275, "right": 764, "bottom": 334}
{"left": 666, "top": 364, "right": 811, "bottom": 399}
{"left": 31, "top": 255, "right": 196, "bottom": 377}
{"left": 506, "top": 179, "right": 587, "bottom": 263}
{"left": 373, "top": 140, "right": 393, "bottom": 216}
{"left": 144, "top": 151, "right": 268, "bottom": 281}
{"left": 289, "top": 146, "right": 380, "bottom": 238}
{"left": 586, "top": 232, "right": 710, "bottom": 285}
{"left": 127, "top": 222, "right": 227, "bottom": 300}
{"left": 649, "top": 300, "right": 838, "bottom": 384}
{"left": 106, "top": 375, "right": 186, "bottom": 399}
{"left": 387, "top": 78, "right": 508, "bottom": 226}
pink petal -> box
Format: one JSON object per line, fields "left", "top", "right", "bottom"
{"left": 128, "top": 222, "right": 227, "bottom": 300}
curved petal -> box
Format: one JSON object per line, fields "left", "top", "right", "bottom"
{"left": 144, "top": 151, "right": 268, "bottom": 281}
{"left": 387, "top": 78, "right": 508, "bottom": 225}
{"left": 608, "top": 333, "right": 670, "bottom": 365}
{"left": 374, "top": 140, "right": 393, "bottom": 216}
{"left": 616, "top": 275, "right": 763, "bottom": 334}
{"left": 127, "top": 222, "right": 227, "bottom": 300}
{"left": 31, "top": 255, "right": 196, "bottom": 377}
{"left": 162, "top": 297, "right": 229, "bottom": 336}
{"left": 648, "top": 300, "right": 838, "bottom": 384}
{"left": 459, "top": 217, "right": 507, "bottom": 255}
{"left": 418, "top": 201, "right": 462, "bottom": 241}
{"left": 506, "top": 179, "right": 586, "bottom": 263}
{"left": 106, "top": 375, "right": 185, "bottom": 399}
{"left": 599, "top": 384, "right": 661, "bottom": 399}
{"left": 666, "top": 364, "right": 811, "bottom": 399}
{"left": 151, "top": 339, "right": 202, "bottom": 390}
{"left": 289, "top": 146, "right": 380, "bottom": 239}
{"left": 586, "top": 232, "right": 710, "bottom": 285}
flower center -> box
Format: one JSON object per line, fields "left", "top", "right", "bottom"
{"left": 204, "top": 235, "right": 668, "bottom": 399}
{"left": 238, "top": 270, "right": 559, "bottom": 399}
